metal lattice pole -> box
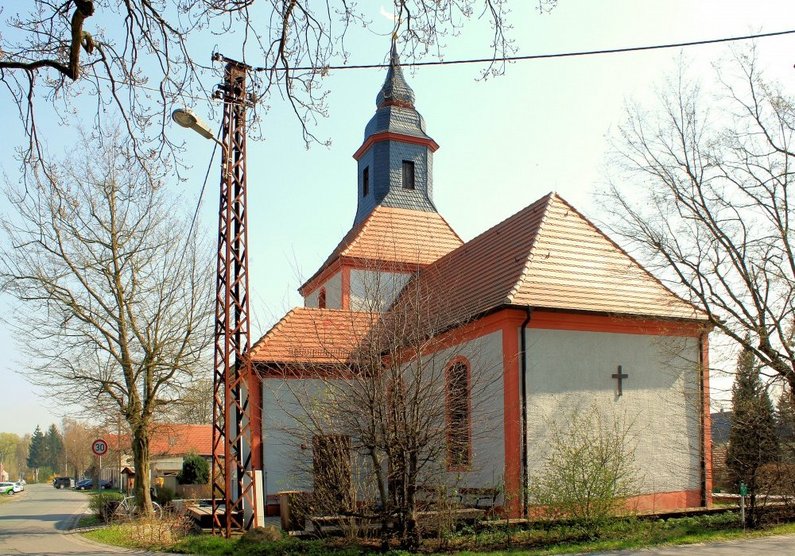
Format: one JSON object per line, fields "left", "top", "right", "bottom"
{"left": 211, "top": 57, "right": 257, "bottom": 536}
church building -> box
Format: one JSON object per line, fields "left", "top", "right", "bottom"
{"left": 250, "top": 47, "right": 713, "bottom": 518}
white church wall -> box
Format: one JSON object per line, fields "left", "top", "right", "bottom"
{"left": 262, "top": 377, "right": 350, "bottom": 497}
{"left": 304, "top": 271, "right": 342, "bottom": 309}
{"left": 427, "top": 330, "right": 505, "bottom": 492}
{"left": 523, "top": 329, "right": 701, "bottom": 496}
{"left": 349, "top": 269, "right": 411, "bottom": 312}
{"left": 261, "top": 330, "right": 506, "bottom": 504}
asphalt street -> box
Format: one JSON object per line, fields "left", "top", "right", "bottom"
{"left": 0, "top": 483, "right": 149, "bottom": 555}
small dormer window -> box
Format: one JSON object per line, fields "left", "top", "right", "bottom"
{"left": 402, "top": 160, "right": 415, "bottom": 190}
{"left": 318, "top": 288, "right": 327, "bottom": 309}
{"left": 362, "top": 167, "right": 369, "bottom": 197}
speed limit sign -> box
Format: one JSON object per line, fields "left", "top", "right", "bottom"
{"left": 92, "top": 438, "right": 108, "bottom": 456}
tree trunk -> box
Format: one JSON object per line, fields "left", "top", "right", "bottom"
{"left": 403, "top": 452, "right": 420, "bottom": 551}
{"left": 131, "top": 425, "right": 153, "bottom": 514}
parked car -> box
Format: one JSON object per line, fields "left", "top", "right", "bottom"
{"left": 12, "top": 482, "right": 23, "bottom": 493}
{"left": 0, "top": 482, "right": 15, "bottom": 495}
{"left": 74, "top": 479, "right": 112, "bottom": 490}
{"left": 53, "top": 477, "right": 72, "bottom": 489}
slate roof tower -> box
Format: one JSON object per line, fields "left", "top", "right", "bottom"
{"left": 352, "top": 43, "right": 440, "bottom": 225}
{"left": 296, "top": 43, "right": 460, "bottom": 299}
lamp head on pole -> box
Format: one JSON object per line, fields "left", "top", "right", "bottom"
{"left": 171, "top": 108, "right": 215, "bottom": 140}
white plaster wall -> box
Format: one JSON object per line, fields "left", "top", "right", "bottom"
{"left": 262, "top": 378, "right": 350, "bottom": 497}
{"left": 523, "top": 329, "right": 701, "bottom": 495}
{"left": 261, "top": 331, "right": 505, "bottom": 500}
{"left": 425, "top": 330, "right": 505, "bottom": 492}
{"left": 349, "top": 269, "right": 411, "bottom": 311}
{"left": 305, "top": 290, "right": 319, "bottom": 308}
{"left": 304, "top": 271, "right": 342, "bottom": 309}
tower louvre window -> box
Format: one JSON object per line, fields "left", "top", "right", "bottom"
{"left": 402, "top": 160, "right": 415, "bottom": 190}
{"left": 318, "top": 288, "right": 327, "bottom": 309}
{"left": 362, "top": 167, "right": 369, "bottom": 197}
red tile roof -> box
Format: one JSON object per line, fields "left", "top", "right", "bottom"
{"left": 254, "top": 193, "right": 705, "bottom": 367}
{"left": 106, "top": 424, "right": 213, "bottom": 457}
{"left": 397, "top": 193, "right": 703, "bottom": 329}
{"left": 300, "top": 206, "right": 462, "bottom": 293}
{"left": 249, "top": 308, "right": 378, "bottom": 365}
{"left": 148, "top": 424, "right": 212, "bottom": 457}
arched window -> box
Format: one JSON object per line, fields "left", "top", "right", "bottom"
{"left": 446, "top": 359, "right": 471, "bottom": 470}
{"left": 318, "top": 288, "right": 327, "bottom": 309}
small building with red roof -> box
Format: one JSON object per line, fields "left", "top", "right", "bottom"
{"left": 105, "top": 423, "right": 213, "bottom": 490}
{"left": 250, "top": 46, "right": 712, "bottom": 518}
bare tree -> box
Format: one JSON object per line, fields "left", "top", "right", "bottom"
{"left": 167, "top": 377, "right": 214, "bottom": 425}
{"left": 602, "top": 48, "right": 795, "bottom": 391}
{"left": 62, "top": 418, "right": 97, "bottom": 480}
{"left": 0, "top": 433, "right": 21, "bottom": 480}
{"left": 266, "top": 265, "right": 502, "bottom": 549}
{"left": 0, "top": 127, "right": 213, "bottom": 513}
{"left": 0, "top": 0, "right": 554, "bottom": 170}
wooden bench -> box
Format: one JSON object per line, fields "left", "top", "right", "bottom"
{"left": 457, "top": 487, "right": 500, "bottom": 510}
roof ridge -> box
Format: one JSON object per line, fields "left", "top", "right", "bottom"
{"left": 504, "top": 192, "right": 555, "bottom": 305}
{"left": 529, "top": 193, "right": 703, "bottom": 317}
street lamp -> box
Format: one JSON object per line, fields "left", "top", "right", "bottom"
{"left": 171, "top": 108, "right": 220, "bottom": 144}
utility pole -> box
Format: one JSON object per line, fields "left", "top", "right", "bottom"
{"left": 210, "top": 53, "right": 259, "bottom": 536}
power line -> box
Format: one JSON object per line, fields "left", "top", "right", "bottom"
{"left": 254, "top": 28, "right": 795, "bottom": 73}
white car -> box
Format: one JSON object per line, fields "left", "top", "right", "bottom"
{"left": 13, "top": 482, "right": 23, "bottom": 493}
{"left": 0, "top": 482, "right": 15, "bottom": 495}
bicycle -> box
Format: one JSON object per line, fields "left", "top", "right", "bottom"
{"left": 113, "top": 495, "right": 163, "bottom": 521}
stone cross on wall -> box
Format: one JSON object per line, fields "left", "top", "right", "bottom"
{"left": 612, "top": 365, "right": 628, "bottom": 396}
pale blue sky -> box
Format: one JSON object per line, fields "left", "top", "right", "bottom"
{"left": 1, "top": 1, "right": 794, "bottom": 434}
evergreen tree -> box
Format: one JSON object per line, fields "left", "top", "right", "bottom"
{"left": 43, "top": 424, "right": 64, "bottom": 473}
{"left": 26, "top": 426, "right": 45, "bottom": 481}
{"left": 177, "top": 452, "right": 210, "bottom": 485}
{"left": 726, "top": 343, "right": 779, "bottom": 526}
{"left": 777, "top": 385, "right": 795, "bottom": 445}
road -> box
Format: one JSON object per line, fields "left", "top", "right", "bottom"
{"left": 0, "top": 483, "right": 148, "bottom": 555}
{"left": 602, "top": 533, "right": 795, "bottom": 555}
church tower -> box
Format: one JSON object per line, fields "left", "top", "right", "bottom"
{"left": 298, "top": 43, "right": 460, "bottom": 311}
{"left": 352, "top": 44, "right": 440, "bottom": 225}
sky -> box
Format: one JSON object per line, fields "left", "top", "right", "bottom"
{"left": 1, "top": 0, "right": 794, "bottom": 434}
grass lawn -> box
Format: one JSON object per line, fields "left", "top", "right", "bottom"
{"left": 81, "top": 511, "right": 795, "bottom": 555}
{"left": 84, "top": 524, "right": 142, "bottom": 549}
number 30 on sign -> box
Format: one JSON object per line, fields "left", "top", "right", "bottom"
{"left": 92, "top": 438, "right": 108, "bottom": 456}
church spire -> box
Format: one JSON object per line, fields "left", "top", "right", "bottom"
{"left": 376, "top": 42, "right": 416, "bottom": 108}
{"left": 351, "top": 40, "right": 440, "bottom": 226}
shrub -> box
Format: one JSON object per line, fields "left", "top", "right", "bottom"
{"left": 89, "top": 491, "right": 125, "bottom": 523}
{"left": 240, "top": 526, "right": 283, "bottom": 543}
{"left": 154, "top": 486, "right": 175, "bottom": 507}
{"left": 178, "top": 452, "right": 210, "bottom": 485}
{"left": 528, "top": 406, "right": 639, "bottom": 523}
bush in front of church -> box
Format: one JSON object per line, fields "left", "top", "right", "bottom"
{"left": 527, "top": 405, "right": 639, "bottom": 523}
{"left": 177, "top": 452, "right": 210, "bottom": 485}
